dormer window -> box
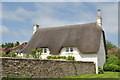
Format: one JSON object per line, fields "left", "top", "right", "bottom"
{"left": 66, "top": 47, "right": 73, "bottom": 52}
{"left": 43, "top": 48, "right": 47, "bottom": 53}
{"left": 66, "top": 48, "right": 69, "bottom": 52}
{"left": 70, "top": 47, "right": 73, "bottom": 52}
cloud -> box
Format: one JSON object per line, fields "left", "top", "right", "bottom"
{"left": 2, "top": 2, "right": 118, "bottom": 45}
{"left": 92, "top": 3, "right": 118, "bottom": 34}
{"left": 31, "top": 3, "right": 96, "bottom": 27}
{"left": 2, "top": 7, "right": 34, "bottom": 21}
{"left": 0, "top": 25, "right": 10, "bottom": 34}
{"left": 2, "top": 2, "right": 118, "bottom": 34}
{"left": 2, "top": 0, "right": 119, "bottom": 2}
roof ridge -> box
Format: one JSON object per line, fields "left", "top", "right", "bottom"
{"left": 38, "top": 22, "right": 97, "bottom": 29}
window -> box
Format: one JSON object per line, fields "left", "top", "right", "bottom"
{"left": 66, "top": 47, "right": 73, "bottom": 52}
{"left": 70, "top": 47, "right": 73, "bottom": 52}
{"left": 43, "top": 48, "right": 47, "bottom": 53}
{"left": 66, "top": 48, "right": 69, "bottom": 52}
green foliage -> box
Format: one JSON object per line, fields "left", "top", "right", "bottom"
{"left": 104, "top": 64, "right": 120, "bottom": 72}
{"left": 47, "top": 56, "right": 66, "bottom": 59}
{"left": 46, "top": 56, "right": 75, "bottom": 60}
{"left": 98, "top": 66, "right": 104, "bottom": 74}
{"left": 25, "top": 54, "right": 30, "bottom": 58}
{"left": 106, "top": 41, "right": 117, "bottom": 50}
{"left": 1, "top": 42, "right": 14, "bottom": 48}
{"left": 29, "top": 48, "right": 42, "bottom": 58}
{"left": 8, "top": 52, "right": 17, "bottom": 57}
{"left": 13, "top": 41, "right": 20, "bottom": 47}
{"left": 103, "top": 54, "right": 120, "bottom": 72}
{"left": 66, "top": 56, "right": 75, "bottom": 60}
{"left": 0, "top": 51, "right": 6, "bottom": 57}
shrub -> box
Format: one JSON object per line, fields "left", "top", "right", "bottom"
{"left": 8, "top": 52, "right": 17, "bottom": 57}
{"left": 66, "top": 56, "right": 75, "bottom": 60}
{"left": 60, "top": 56, "right": 66, "bottom": 59}
{"left": 98, "top": 66, "right": 104, "bottom": 74}
{"left": 0, "top": 51, "right": 6, "bottom": 57}
{"left": 46, "top": 56, "right": 75, "bottom": 60}
{"left": 104, "top": 64, "right": 120, "bottom": 72}
{"left": 25, "top": 54, "right": 30, "bottom": 58}
{"left": 46, "top": 56, "right": 52, "bottom": 59}
{"left": 103, "top": 54, "right": 120, "bottom": 72}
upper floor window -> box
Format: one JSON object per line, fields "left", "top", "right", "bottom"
{"left": 43, "top": 48, "right": 47, "bottom": 53}
{"left": 66, "top": 48, "right": 69, "bottom": 52}
{"left": 66, "top": 47, "right": 73, "bottom": 52}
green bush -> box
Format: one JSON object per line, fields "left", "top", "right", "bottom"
{"left": 104, "top": 64, "right": 120, "bottom": 72}
{"left": 0, "top": 51, "right": 6, "bottom": 57}
{"left": 103, "top": 54, "right": 120, "bottom": 72}
{"left": 46, "top": 56, "right": 75, "bottom": 60}
{"left": 60, "top": 56, "right": 66, "bottom": 59}
{"left": 8, "top": 52, "right": 16, "bottom": 57}
{"left": 46, "top": 56, "right": 52, "bottom": 59}
{"left": 66, "top": 56, "right": 75, "bottom": 60}
{"left": 98, "top": 66, "right": 104, "bottom": 74}
{"left": 47, "top": 56, "right": 66, "bottom": 59}
{"left": 25, "top": 54, "right": 30, "bottom": 58}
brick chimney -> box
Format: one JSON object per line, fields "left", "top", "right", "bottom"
{"left": 97, "top": 9, "right": 102, "bottom": 27}
{"left": 33, "top": 24, "right": 39, "bottom": 34}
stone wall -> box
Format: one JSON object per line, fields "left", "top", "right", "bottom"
{"left": 1, "top": 57, "right": 96, "bottom": 78}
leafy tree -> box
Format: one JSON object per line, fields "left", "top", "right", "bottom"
{"left": 106, "top": 41, "right": 117, "bottom": 50}
{"left": 14, "top": 41, "right": 20, "bottom": 47}
{"left": 1, "top": 42, "right": 14, "bottom": 48}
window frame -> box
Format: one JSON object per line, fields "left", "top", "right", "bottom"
{"left": 66, "top": 47, "right": 74, "bottom": 52}
{"left": 43, "top": 48, "right": 47, "bottom": 53}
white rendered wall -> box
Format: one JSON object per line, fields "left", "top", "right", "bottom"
{"left": 17, "top": 53, "right": 24, "bottom": 58}
{"left": 97, "top": 33, "right": 106, "bottom": 69}
{"left": 40, "top": 48, "right": 51, "bottom": 59}
{"left": 60, "top": 47, "right": 98, "bottom": 74}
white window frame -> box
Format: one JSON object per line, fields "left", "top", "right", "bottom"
{"left": 66, "top": 47, "right": 73, "bottom": 52}
{"left": 43, "top": 48, "right": 47, "bottom": 53}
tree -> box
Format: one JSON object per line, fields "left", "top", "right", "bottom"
{"left": 14, "top": 41, "right": 20, "bottom": 47}
{"left": 1, "top": 42, "right": 14, "bottom": 48}
{"left": 106, "top": 41, "right": 117, "bottom": 50}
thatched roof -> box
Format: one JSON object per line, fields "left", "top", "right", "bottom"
{"left": 22, "top": 22, "right": 104, "bottom": 54}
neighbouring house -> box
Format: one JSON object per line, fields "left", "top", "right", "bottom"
{"left": 21, "top": 10, "right": 107, "bottom": 74}
{"left": 12, "top": 42, "right": 27, "bottom": 58}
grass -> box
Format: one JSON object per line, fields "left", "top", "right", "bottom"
{"left": 2, "top": 72, "right": 119, "bottom": 80}
{"left": 64, "top": 72, "right": 119, "bottom": 78}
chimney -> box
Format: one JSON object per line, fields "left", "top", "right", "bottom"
{"left": 97, "top": 9, "right": 102, "bottom": 27}
{"left": 33, "top": 24, "right": 39, "bottom": 34}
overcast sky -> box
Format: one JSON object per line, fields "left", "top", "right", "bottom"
{"left": 0, "top": 1, "right": 119, "bottom": 46}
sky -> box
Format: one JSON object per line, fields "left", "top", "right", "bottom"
{"left": 0, "top": 1, "right": 119, "bottom": 47}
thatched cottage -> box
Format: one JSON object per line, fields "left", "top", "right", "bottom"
{"left": 17, "top": 10, "right": 107, "bottom": 74}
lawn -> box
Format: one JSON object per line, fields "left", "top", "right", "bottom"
{"left": 64, "top": 72, "right": 119, "bottom": 78}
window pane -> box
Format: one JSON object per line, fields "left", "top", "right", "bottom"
{"left": 66, "top": 48, "right": 69, "bottom": 52}
{"left": 44, "top": 48, "right": 47, "bottom": 53}
{"left": 70, "top": 47, "right": 73, "bottom": 52}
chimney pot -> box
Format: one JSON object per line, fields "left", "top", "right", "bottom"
{"left": 33, "top": 24, "right": 39, "bottom": 34}
{"left": 97, "top": 9, "right": 102, "bottom": 27}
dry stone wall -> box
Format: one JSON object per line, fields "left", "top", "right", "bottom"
{"left": 1, "top": 57, "right": 96, "bottom": 78}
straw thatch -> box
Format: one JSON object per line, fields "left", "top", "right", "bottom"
{"left": 22, "top": 22, "right": 105, "bottom": 54}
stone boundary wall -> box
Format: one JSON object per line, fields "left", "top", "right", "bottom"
{"left": 1, "top": 57, "right": 96, "bottom": 78}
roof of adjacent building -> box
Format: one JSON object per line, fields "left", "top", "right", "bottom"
{"left": 12, "top": 42, "right": 27, "bottom": 52}
{"left": 22, "top": 22, "right": 105, "bottom": 54}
